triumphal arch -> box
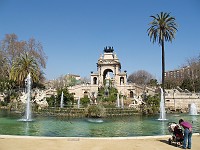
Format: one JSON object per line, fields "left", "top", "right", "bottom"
{"left": 90, "top": 46, "right": 127, "bottom": 88}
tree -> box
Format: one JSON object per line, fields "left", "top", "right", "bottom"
{"left": 0, "top": 34, "right": 25, "bottom": 77}
{"left": 148, "top": 79, "right": 158, "bottom": 87}
{"left": 49, "top": 74, "right": 80, "bottom": 89}
{"left": 194, "top": 77, "right": 200, "bottom": 92}
{"left": 180, "top": 78, "right": 193, "bottom": 92}
{"left": 0, "top": 53, "right": 10, "bottom": 79}
{"left": 0, "top": 78, "right": 16, "bottom": 92}
{"left": 185, "top": 56, "right": 200, "bottom": 92}
{"left": 127, "top": 70, "right": 154, "bottom": 85}
{"left": 46, "top": 95, "right": 56, "bottom": 107}
{"left": 0, "top": 34, "right": 47, "bottom": 84}
{"left": 26, "top": 38, "right": 47, "bottom": 69}
{"left": 80, "top": 76, "right": 90, "bottom": 84}
{"left": 56, "top": 88, "right": 74, "bottom": 107}
{"left": 148, "top": 12, "right": 178, "bottom": 99}
{"left": 165, "top": 78, "right": 179, "bottom": 89}
{"left": 10, "top": 52, "right": 40, "bottom": 87}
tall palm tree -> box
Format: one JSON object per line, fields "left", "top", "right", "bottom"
{"left": 147, "top": 12, "right": 178, "bottom": 100}
{"left": 10, "top": 52, "right": 40, "bottom": 87}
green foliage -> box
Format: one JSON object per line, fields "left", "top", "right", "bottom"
{"left": 56, "top": 88, "right": 74, "bottom": 107}
{"left": 146, "top": 94, "right": 160, "bottom": 106}
{"left": 194, "top": 78, "right": 200, "bottom": 92}
{"left": 46, "top": 95, "right": 56, "bottom": 107}
{"left": 98, "top": 86, "right": 118, "bottom": 103}
{"left": 148, "top": 12, "right": 178, "bottom": 45}
{"left": 80, "top": 96, "right": 90, "bottom": 107}
{"left": 164, "top": 75, "right": 200, "bottom": 93}
{"left": 2, "top": 90, "right": 19, "bottom": 106}
{"left": 147, "top": 79, "right": 158, "bottom": 87}
{"left": 85, "top": 105, "right": 106, "bottom": 118}
{"left": 0, "top": 101, "right": 7, "bottom": 106}
{"left": 0, "top": 34, "right": 47, "bottom": 89}
{"left": 66, "top": 76, "right": 77, "bottom": 87}
{"left": 181, "top": 77, "right": 200, "bottom": 92}
{"left": 10, "top": 52, "right": 40, "bottom": 87}
{"left": 180, "top": 78, "right": 193, "bottom": 92}
{"left": 141, "top": 94, "right": 160, "bottom": 115}
{"left": 0, "top": 78, "right": 17, "bottom": 92}
{"left": 32, "top": 82, "right": 45, "bottom": 89}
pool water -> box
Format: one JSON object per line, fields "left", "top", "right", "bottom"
{"left": 0, "top": 110, "right": 199, "bottom": 137}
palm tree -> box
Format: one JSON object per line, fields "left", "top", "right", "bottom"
{"left": 10, "top": 52, "right": 40, "bottom": 87}
{"left": 147, "top": 12, "right": 178, "bottom": 100}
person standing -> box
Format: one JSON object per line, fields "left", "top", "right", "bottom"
{"left": 179, "top": 119, "right": 192, "bottom": 149}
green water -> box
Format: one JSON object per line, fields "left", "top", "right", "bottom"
{"left": 0, "top": 110, "right": 199, "bottom": 137}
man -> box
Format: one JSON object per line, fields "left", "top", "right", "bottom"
{"left": 179, "top": 119, "right": 192, "bottom": 149}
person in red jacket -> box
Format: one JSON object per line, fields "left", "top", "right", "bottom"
{"left": 179, "top": 119, "right": 192, "bottom": 149}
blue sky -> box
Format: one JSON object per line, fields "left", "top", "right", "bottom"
{"left": 0, "top": 0, "right": 200, "bottom": 82}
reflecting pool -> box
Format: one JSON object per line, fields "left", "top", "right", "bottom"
{"left": 0, "top": 110, "right": 199, "bottom": 137}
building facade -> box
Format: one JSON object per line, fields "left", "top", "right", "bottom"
{"left": 68, "top": 47, "right": 155, "bottom": 104}
{"left": 68, "top": 47, "right": 200, "bottom": 111}
{"left": 165, "top": 66, "right": 192, "bottom": 80}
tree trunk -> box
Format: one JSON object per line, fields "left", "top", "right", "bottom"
{"left": 161, "top": 38, "right": 165, "bottom": 103}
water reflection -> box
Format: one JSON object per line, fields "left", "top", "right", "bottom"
{"left": 160, "top": 121, "right": 165, "bottom": 135}
{"left": 191, "top": 116, "right": 199, "bottom": 132}
{"left": 24, "top": 122, "right": 30, "bottom": 135}
{"left": 87, "top": 118, "right": 104, "bottom": 123}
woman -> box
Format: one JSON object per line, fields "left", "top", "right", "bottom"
{"left": 179, "top": 119, "right": 192, "bottom": 149}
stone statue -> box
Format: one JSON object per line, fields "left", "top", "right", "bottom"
{"left": 90, "top": 92, "right": 97, "bottom": 104}
{"left": 104, "top": 46, "right": 114, "bottom": 53}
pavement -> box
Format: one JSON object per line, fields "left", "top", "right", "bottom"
{"left": 0, "top": 134, "right": 199, "bottom": 150}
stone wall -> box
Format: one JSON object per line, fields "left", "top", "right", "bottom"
{"left": 165, "top": 89, "right": 200, "bottom": 112}
{"left": 35, "top": 107, "right": 139, "bottom": 118}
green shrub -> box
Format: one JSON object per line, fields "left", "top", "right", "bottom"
{"left": 0, "top": 101, "right": 7, "bottom": 106}
{"left": 85, "top": 105, "right": 106, "bottom": 118}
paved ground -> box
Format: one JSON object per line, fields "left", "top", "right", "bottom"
{"left": 0, "top": 134, "right": 199, "bottom": 150}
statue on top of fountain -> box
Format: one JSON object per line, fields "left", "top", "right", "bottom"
{"left": 90, "top": 92, "right": 97, "bottom": 105}
{"left": 104, "top": 46, "right": 114, "bottom": 53}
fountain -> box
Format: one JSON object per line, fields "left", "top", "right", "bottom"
{"left": 77, "top": 97, "right": 80, "bottom": 108}
{"left": 21, "top": 73, "right": 32, "bottom": 121}
{"left": 116, "top": 93, "right": 120, "bottom": 108}
{"left": 121, "top": 96, "right": 124, "bottom": 108}
{"left": 60, "top": 91, "right": 64, "bottom": 108}
{"left": 158, "top": 87, "right": 167, "bottom": 120}
{"left": 189, "top": 103, "right": 198, "bottom": 115}
{"left": 104, "top": 73, "right": 110, "bottom": 97}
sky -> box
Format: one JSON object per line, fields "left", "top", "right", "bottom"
{"left": 0, "top": 0, "right": 200, "bottom": 82}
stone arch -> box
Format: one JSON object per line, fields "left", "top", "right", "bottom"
{"left": 120, "top": 77, "right": 124, "bottom": 85}
{"left": 130, "top": 91, "right": 134, "bottom": 98}
{"left": 103, "top": 69, "right": 114, "bottom": 80}
{"left": 102, "top": 68, "right": 114, "bottom": 87}
{"left": 93, "top": 77, "right": 97, "bottom": 85}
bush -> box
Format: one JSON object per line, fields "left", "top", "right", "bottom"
{"left": 80, "top": 96, "right": 90, "bottom": 107}
{"left": 0, "top": 101, "right": 7, "bottom": 106}
{"left": 46, "top": 95, "right": 56, "bottom": 107}
{"left": 85, "top": 105, "right": 106, "bottom": 118}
